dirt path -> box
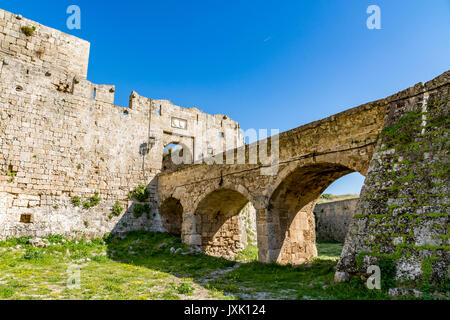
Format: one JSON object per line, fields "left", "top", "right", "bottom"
{"left": 198, "top": 263, "right": 242, "bottom": 285}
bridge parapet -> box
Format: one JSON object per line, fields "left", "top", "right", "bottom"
{"left": 157, "top": 93, "right": 388, "bottom": 263}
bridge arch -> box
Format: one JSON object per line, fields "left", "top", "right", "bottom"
{"left": 159, "top": 197, "right": 183, "bottom": 237}
{"left": 264, "top": 155, "right": 366, "bottom": 205}
{"left": 194, "top": 187, "right": 253, "bottom": 259}
{"left": 262, "top": 162, "right": 359, "bottom": 265}
{"left": 192, "top": 182, "right": 256, "bottom": 212}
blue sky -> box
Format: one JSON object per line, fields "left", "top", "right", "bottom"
{"left": 3, "top": 1, "right": 449, "bottom": 194}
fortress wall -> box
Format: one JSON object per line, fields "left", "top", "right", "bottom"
{"left": 313, "top": 198, "right": 359, "bottom": 242}
{"left": 0, "top": 9, "right": 242, "bottom": 240}
{"left": 0, "top": 53, "right": 158, "bottom": 239}
{"left": 337, "top": 72, "right": 449, "bottom": 288}
{"left": 0, "top": 9, "right": 90, "bottom": 78}
{"left": 149, "top": 99, "right": 244, "bottom": 167}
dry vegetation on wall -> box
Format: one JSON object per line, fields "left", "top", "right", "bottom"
{"left": 317, "top": 194, "right": 360, "bottom": 204}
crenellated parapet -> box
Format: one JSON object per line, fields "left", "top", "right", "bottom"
{"left": 0, "top": 9, "right": 90, "bottom": 78}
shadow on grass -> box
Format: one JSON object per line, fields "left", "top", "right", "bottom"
{"left": 104, "top": 231, "right": 390, "bottom": 300}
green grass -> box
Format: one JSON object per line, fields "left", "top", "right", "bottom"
{"left": 0, "top": 232, "right": 433, "bottom": 300}
{"left": 317, "top": 194, "right": 359, "bottom": 204}
{"left": 236, "top": 245, "right": 258, "bottom": 262}
{"left": 316, "top": 242, "right": 343, "bottom": 260}
{"left": 211, "top": 242, "right": 389, "bottom": 300}
{"left": 0, "top": 232, "right": 233, "bottom": 300}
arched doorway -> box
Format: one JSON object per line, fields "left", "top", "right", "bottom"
{"left": 159, "top": 197, "right": 183, "bottom": 237}
{"left": 162, "top": 142, "right": 192, "bottom": 171}
{"left": 266, "top": 162, "right": 360, "bottom": 265}
{"left": 195, "top": 188, "right": 251, "bottom": 260}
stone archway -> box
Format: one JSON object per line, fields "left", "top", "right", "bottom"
{"left": 263, "top": 162, "right": 357, "bottom": 265}
{"left": 194, "top": 188, "right": 251, "bottom": 259}
{"left": 162, "top": 141, "right": 193, "bottom": 172}
{"left": 159, "top": 197, "right": 183, "bottom": 237}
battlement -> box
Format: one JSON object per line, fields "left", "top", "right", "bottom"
{"left": 0, "top": 8, "right": 241, "bottom": 125}
{"left": 0, "top": 9, "right": 90, "bottom": 78}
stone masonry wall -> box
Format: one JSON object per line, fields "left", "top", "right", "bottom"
{"left": 202, "top": 213, "right": 243, "bottom": 260}
{"left": 337, "top": 71, "right": 449, "bottom": 290}
{"left": 0, "top": 9, "right": 242, "bottom": 241}
{"left": 0, "top": 10, "right": 90, "bottom": 79}
{"left": 239, "top": 202, "right": 257, "bottom": 246}
{"left": 314, "top": 198, "right": 359, "bottom": 242}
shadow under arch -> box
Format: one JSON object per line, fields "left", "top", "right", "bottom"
{"left": 194, "top": 188, "right": 252, "bottom": 260}
{"left": 159, "top": 197, "right": 183, "bottom": 237}
{"left": 192, "top": 182, "right": 256, "bottom": 212}
{"left": 266, "top": 162, "right": 360, "bottom": 265}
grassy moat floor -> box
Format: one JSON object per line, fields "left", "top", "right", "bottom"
{"left": 0, "top": 231, "right": 436, "bottom": 300}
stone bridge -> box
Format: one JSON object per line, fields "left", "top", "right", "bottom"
{"left": 158, "top": 99, "right": 387, "bottom": 264}
{"left": 158, "top": 71, "right": 449, "bottom": 287}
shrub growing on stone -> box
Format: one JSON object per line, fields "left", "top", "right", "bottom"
{"left": 111, "top": 201, "right": 123, "bottom": 218}
{"left": 128, "top": 185, "right": 149, "bottom": 202}
{"left": 89, "top": 193, "right": 101, "bottom": 207}
{"left": 82, "top": 193, "right": 101, "bottom": 209}
{"left": 82, "top": 201, "right": 91, "bottom": 209}
{"left": 71, "top": 196, "right": 81, "bottom": 207}
{"left": 133, "top": 203, "right": 150, "bottom": 218}
{"left": 6, "top": 169, "right": 16, "bottom": 183}
{"left": 21, "top": 26, "right": 36, "bottom": 36}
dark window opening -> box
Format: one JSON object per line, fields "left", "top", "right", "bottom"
{"left": 20, "top": 214, "right": 32, "bottom": 223}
